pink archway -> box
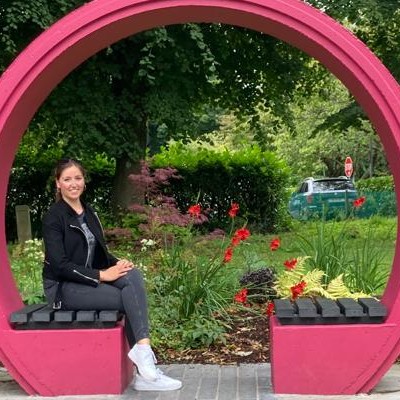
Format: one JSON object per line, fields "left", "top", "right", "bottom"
{"left": 1, "top": 0, "right": 400, "bottom": 396}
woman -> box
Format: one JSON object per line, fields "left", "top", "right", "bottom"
{"left": 42, "top": 158, "right": 181, "bottom": 392}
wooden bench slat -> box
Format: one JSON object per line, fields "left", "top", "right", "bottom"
{"left": 358, "top": 298, "right": 387, "bottom": 317}
{"left": 76, "top": 310, "right": 97, "bottom": 322}
{"left": 10, "top": 305, "right": 122, "bottom": 329}
{"left": 32, "top": 305, "right": 55, "bottom": 322}
{"left": 274, "top": 299, "right": 295, "bottom": 318}
{"left": 54, "top": 310, "right": 76, "bottom": 322}
{"left": 295, "top": 298, "right": 318, "bottom": 318}
{"left": 99, "top": 310, "right": 120, "bottom": 322}
{"left": 315, "top": 297, "right": 341, "bottom": 318}
{"left": 337, "top": 298, "right": 365, "bottom": 317}
{"left": 10, "top": 304, "right": 48, "bottom": 324}
{"left": 274, "top": 297, "right": 387, "bottom": 325}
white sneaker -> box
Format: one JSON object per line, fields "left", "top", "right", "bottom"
{"left": 133, "top": 369, "right": 182, "bottom": 391}
{"left": 128, "top": 344, "right": 158, "bottom": 381}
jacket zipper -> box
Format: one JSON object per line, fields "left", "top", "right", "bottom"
{"left": 70, "top": 224, "right": 90, "bottom": 268}
{"left": 72, "top": 269, "right": 99, "bottom": 284}
{"left": 94, "top": 212, "right": 105, "bottom": 237}
{"left": 93, "top": 212, "right": 110, "bottom": 258}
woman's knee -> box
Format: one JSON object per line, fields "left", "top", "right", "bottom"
{"left": 125, "top": 268, "right": 145, "bottom": 286}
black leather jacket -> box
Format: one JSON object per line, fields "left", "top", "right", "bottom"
{"left": 42, "top": 199, "right": 118, "bottom": 286}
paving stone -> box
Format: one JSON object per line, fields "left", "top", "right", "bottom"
{"left": 0, "top": 363, "right": 399, "bottom": 400}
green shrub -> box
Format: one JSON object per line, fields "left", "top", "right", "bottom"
{"left": 7, "top": 151, "right": 115, "bottom": 242}
{"left": 356, "top": 175, "right": 394, "bottom": 191}
{"left": 152, "top": 143, "right": 290, "bottom": 232}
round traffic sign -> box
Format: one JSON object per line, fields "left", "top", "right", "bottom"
{"left": 345, "top": 156, "right": 353, "bottom": 177}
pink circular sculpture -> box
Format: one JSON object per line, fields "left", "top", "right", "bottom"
{"left": 0, "top": 0, "right": 400, "bottom": 396}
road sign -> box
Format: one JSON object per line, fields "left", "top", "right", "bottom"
{"left": 344, "top": 156, "right": 353, "bottom": 178}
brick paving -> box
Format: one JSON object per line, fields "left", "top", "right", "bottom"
{"left": 1, "top": 363, "right": 400, "bottom": 399}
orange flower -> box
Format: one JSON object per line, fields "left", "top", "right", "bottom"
{"left": 223, "top": 247, "right": 234, "bottom": 263}
{"left": 283, "top": 258, "right": 297, "bottom": 270}
{"left": 228, "top": 203, "right": 240, "bottom": 218}
{"left": 188, "top": 204, "right": 201, "bottom": 216}
{"left": 270, "top": 237, "right": 280, "bottom": 251}
{"left": 353, "top": 196, "right": 366, "bottom": 208}
{"left": 266, "top": 301, "right": 275, "bottom": 316}
{"left": 290, "top": 280, "right": 306, "bottom": 300}
{"left": 234, "top": 288, "right": 248, "bottom": 304}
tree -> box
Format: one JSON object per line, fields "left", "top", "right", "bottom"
{"left": 1, "top": 1, "right": 319, "bottom": 212}
{"left": 306, "top": 0, "right": 400, "bottom": 131}
{"left": 3, "top": 0, "right": 398, "bottom": 215}
{"left": 272, "top": 79, "right": 389, "bottom": 182}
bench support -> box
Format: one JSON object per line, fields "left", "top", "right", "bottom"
{"left": 1, "top": 325, "right": 133, "bottom": 396}
{"left": 270, "top": 317, "right": 398, "bottom": 395}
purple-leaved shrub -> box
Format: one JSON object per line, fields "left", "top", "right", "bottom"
{"left": 127, "top": 161, "right": 208, "bottom": 238}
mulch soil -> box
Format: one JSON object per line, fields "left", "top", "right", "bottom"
{"left": 156, "top": 305, "right": 271, "bottom": 365}
{"left": 156, "top": 304, "right": 400, "bottom": 366}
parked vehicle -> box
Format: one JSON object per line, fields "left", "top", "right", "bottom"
{"left": 288, "top": 177, "right": 357, "bottom": 220}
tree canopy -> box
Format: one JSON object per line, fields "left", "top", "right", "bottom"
{"left": 1, "top": 0, "right": 399, "bottom": 214}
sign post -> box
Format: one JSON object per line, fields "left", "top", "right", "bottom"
{"left": 344, "top": 157, "right": 353, "bottom": 216}
{"left": 344, "top": 156, "right": 353, "bottom": 178}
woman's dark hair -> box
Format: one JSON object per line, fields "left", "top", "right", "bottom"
{"left": 54, "top": 158, "right": 86, "bottom": 201}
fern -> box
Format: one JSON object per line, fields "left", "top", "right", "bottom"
{"left": 275, "top": 258, "right": 371, "bottom": 300}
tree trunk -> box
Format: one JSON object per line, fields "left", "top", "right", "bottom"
{"left": 111, "top": 121, "right": 147, "bottom": 214}
{"left": 368, "top": 137, "right": 374, "bottom": 178}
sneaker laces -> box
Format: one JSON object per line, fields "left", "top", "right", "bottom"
{"left": 140, "top": 348, "right": 157, "bottom": 367}
{"left": 155, "top": 368, "right": 163, "bottom": 377}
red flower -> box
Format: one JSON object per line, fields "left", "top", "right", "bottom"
{"left": 231, "top": 235, "right": 241, "bottom": 246}
{"left": 231, "top": 227, "right": 251, "bottom": 247}
{"left": 228, "top": 203, "right": 240, "bottom": 218}
{"left": 270, "top": 237, "right": 280, "bottom": 251}
{"left": 188, "top": 204, "right": 201, "bottom": 217}
{"left": 290, "top": 280, "right": 307, "bottom": 300}
{"left": 223, "top": 247, "right": 234, "bottom": 263}
{"left": 235, "top": 228, "right": 251, "bottom": 241}
{"left": 283, "top": 258, "right": 298, "bottom": 270}
{"left": 266, "top": 301, "right": 275, "bottom": 316}
{"left": 353, "top": 196, "right": 366, "bottom": 208}
{"left": 234, "top": 288, "right": 248, "bottom": 304}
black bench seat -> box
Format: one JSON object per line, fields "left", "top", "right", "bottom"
{"left": 10, "top": 304, "right": 123, "bottom": 330}
{"left": 274, "top": 297, "right": 387, "bottom": 325}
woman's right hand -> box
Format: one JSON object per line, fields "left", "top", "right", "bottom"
{"left": 99, "top": 264, "right": 131, "bottom": 282}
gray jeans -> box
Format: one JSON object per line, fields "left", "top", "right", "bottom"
{"left": 44, "top": 268, "right": 149, "bottom": 346}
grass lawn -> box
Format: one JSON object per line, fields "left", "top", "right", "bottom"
{"left": 207, "top": 215, "right": 397, "bottom": 272}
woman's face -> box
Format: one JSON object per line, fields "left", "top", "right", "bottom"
{"left": 56, "top": 165, "right": 85, "bottom": 203}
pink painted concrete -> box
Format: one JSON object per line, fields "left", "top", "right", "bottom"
{"left": 0, "top": 0, "right": 400, "bottom": 395}
{"left": 1, "top": 325, "right": 133, "bottom": 396}
{"left": 270, "top": 317, "right": 398, "bottom": 394}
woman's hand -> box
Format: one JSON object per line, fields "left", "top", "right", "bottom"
{"left": 116, "top": 259, "right": 134, "bottom": 269}
{"left": 99, "top": 260, "right": 134, "bottom": 282}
